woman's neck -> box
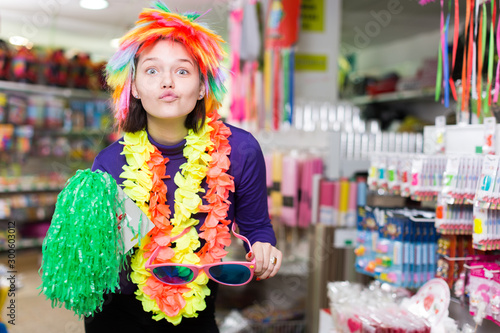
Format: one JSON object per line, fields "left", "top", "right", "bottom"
{"left": 146, "top": 117, "right": 188, "bottom": 146}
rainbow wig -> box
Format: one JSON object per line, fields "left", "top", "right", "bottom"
{"left": 106, "top": 1, "right": 227, "bottom": 127}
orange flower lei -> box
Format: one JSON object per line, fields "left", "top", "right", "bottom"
{"left": 121, "top": 113, "right": 233, "bottom": 325}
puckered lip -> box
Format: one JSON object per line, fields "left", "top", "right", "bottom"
{"left": 159, "top": 91, "right": 179, "bottom": 100}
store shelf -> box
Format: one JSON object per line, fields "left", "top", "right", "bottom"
{"left": 349, "top": 88, "right": 435, "bottom": 105}
{"left": 34, "top": 128, "right": 112, "bottom": 137}
{"left": 0, "top": 80, "right": 109, "bottom": 100}
{"left": 0, "top": 187, "right": 63, "bottom": 195}
{"left": 0, "top": 237, "right": 44, "bottom": 251}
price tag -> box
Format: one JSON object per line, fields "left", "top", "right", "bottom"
{"left": 483, "top": 117, "right": 496, "bottom": 155}
{"left": 410, "top": 156, "right": 424, "bottom": 196}
{"left": 472, "top": 206, "right": 488, "bottom": 245}
{"left": 377, "top": 156, "right": 388, "bottom": 190}
{"left": 442, "top": 156, "right": 460, "bottom": 197}
{"left": 401, "top": 158, "right": 412, "bottom": 197}
{"left": 435, "top": 196, "right": 447, "bottom": 230}
{"left": 435, "top": 116, "right": 446, "bottom": 154}
{"left": 368, "top": 157, "right": 378, "bottom": 191}
{"left": 387, "top": 156, "right": 400, "bottom": 194}
{"left": 475, "top": 155, "right": 499, "bottom": 204}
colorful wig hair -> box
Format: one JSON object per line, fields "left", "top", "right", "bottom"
{"left": 106, "top": 1, "right": 227, "bottom": 129}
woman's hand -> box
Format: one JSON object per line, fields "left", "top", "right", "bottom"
{"left": 246, "top": 242, "right": 282, "bottom": 280}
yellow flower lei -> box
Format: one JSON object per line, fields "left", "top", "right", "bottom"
{"left": 120, "top": 119, "right": 215, "bottom": 325}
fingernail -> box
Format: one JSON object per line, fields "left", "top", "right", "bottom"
{"left": 256, "top": 277, "right": 260, "bottom": 281}
{"left": 248, "top": 252, "right": 253, "bottom": 257}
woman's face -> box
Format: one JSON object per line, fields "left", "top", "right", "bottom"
{"left": 132, "top": 40, "right": 204, "bottom": 123}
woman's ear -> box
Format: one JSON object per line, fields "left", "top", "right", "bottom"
{"left": 131, "top": 83, "right": 139, "bottom": 99}
{"left": 198, "top": 81, "right": 206, "bottom": 100}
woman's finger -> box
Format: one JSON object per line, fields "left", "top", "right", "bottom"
{"left": 257, "top": 248, "right": 282, "bottom": 280}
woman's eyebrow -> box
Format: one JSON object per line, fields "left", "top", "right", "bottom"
{"left": 141, "top": 57, "right": 159, "bottom": 65}
{"left": 141, "top": 57, "right": 194, "bottom": 67}
{"left": 176, "top": 58, "right": 195, "bottom": 67}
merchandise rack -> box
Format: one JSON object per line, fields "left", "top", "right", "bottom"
{"left": 0, "top": 80, "right": 113, "bottom": 252}
{"left": 423, "top": 123, "right": 500, "bottom": 155}
{"left": 255, "top": 128, "right": 371, "bottom": 333}
{"left": 0, "top": 80, "right": 109, "bottom": 100}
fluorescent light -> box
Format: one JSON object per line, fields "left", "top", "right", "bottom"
{"left": 9, "top": 36, "right": 30, "bottom": 47}
{"left": 110, "top": 38, "right": 120, "bottom": 49}
{"left": 80, "top": 0, "right": 109, "bottom": 10}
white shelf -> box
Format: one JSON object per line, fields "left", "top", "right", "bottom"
{"left": 254, "top": 129, "right": 369, "bottom": 179}
{"left": 0, "top": 80, "right": 109, "bottom": 100}
{"left": 349, "top": 88, "right": 435, "bottom": 105}
{"left": 423, "top": 124, "right": 500, "bottom": 155}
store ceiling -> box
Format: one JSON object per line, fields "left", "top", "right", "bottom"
{"left": 0, "top": 0, "right": 447, "bottom": 60}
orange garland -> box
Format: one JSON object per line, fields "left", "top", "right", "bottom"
{"left": 198, "top": 114, "right": 235, "bottom": 264}
{"left": 125, "top": 111, "right": 234, "bottom": 324}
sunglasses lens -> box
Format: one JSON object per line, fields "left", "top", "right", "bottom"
{"left": 208, "top": 264, "right": 251, "bottom": 285}
{"left": 153, "top": 266, "right": 194, "bottom": 285}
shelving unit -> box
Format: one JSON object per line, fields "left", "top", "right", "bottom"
{"left": 349, "top": 88, "right": 435, "bottom": 105}
{"left": 0, "top": 79, "right": 113, "bottom": 251}
{"left": 0, "top": 80, "right": 109, "bottom": 100}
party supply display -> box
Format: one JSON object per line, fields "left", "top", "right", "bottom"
{"left": 265, "top": 151, "right": 323, "bottom": 227}
{"left": 39, "top": 170, "right": 129, "bottom": 317}
{"left": 355, "top": 208, "right": 437, "bottom": 288}
{"left": 0, "top": 40, "right": 11, "bottom": 81}
{"left": 436, "top": 204, "right": 474, "bottom": 234}
{"left": 11, "top": 46, "right": 37, "bottom": 84}
{"left": 402, "top": 278, "right": 451, "bottom": 328}
{"left": 467, "top": 262, "right": 500, "bottom": 326}
{"left": 435, "top": 235, "right": 474, "bottom": 289}
{"left": 318, "top": 177, "right": 360, "bottom": 227}
{"left": 472, "top": 154, "right": 500, "bottom": 250}
{"left": 421, "top": 0, "right": 500, "bottom": 121}
{"left": 44, "top": 49, "right": 69, "bottom": 87}
{"left": 327, "top": 280, "right": 433, "bottom": 333}
{"left": 369, "top": 154, "right": 446, "bottom": 202}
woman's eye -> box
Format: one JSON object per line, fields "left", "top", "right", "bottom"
{"left": 177, "top": 69, "right": 188, "bottom": 75}
{"left": 146, "top": 68, "right": 158, "bottom": 75}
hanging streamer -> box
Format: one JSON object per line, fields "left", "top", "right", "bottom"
{"left": 273, "top": 49, "right": 281, "bottom": 130}
{"left": 229, "top": 6, "right": 244, "bottom": 122}
{"left": 264, "top": 49, "right": 273, "bottom": 129}
{"left": 494, "top": 0, "right": 500, "bottom": 103}
{"left": 449, "top": 0, "right": 458, "bottom": 101}
{"left": 466, "top": 0, "right": 474, "bottom": 113}
{"left": 486, "top": 0, "right": 496, "bottom": 116}
{"left": 282, "top": 48, "right": 291, "bottom": 125}
{"left": 436, "top": 0, "right": 444, "bottom": 102}
{"left": 477, "top": 4, "right": 485, "bottom": 117}
{"left": 289, "top": 48, "right": 295, "bottom": 127}
{"left": 461, "top": 0, "right": 472, "bottom": 113}
{"left": 443, "top": 9, "right": 451, "bottom": 108}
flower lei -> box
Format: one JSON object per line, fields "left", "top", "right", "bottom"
{"left": 120, "top": 114, "right": 234, "bottom": 325}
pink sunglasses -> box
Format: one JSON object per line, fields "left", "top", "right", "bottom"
{"left": 145, "top": 223, "right": 255, "bottom": 286}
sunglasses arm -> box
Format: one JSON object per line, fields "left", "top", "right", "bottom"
{"left": 231, "top": 222, "right": 253, "bottom": 254}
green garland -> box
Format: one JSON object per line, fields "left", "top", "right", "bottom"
{"left": 39, "top": 169, "right": 128, "bottom": 317}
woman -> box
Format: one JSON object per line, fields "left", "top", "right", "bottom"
{"left": 86, "top": 1, "right": 281, "bottom": 332}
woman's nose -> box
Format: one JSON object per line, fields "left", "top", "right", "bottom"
{"left": 161, "top": 73, "right": 174, "bottom": 88}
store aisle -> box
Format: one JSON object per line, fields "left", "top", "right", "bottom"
{"left": 1, "top": 250, "right": 84, "bottom": 333}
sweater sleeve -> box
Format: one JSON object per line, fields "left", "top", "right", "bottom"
{"left": 233, "top": 132, "right": 276, "bottom": 246}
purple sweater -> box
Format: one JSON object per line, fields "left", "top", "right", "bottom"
{"left": 92, "top": 123, "right": 276, "bottom": 248}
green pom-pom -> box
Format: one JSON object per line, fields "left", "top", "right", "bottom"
{"left": 39, "top": 169, "right": 127, "bottom": 317}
